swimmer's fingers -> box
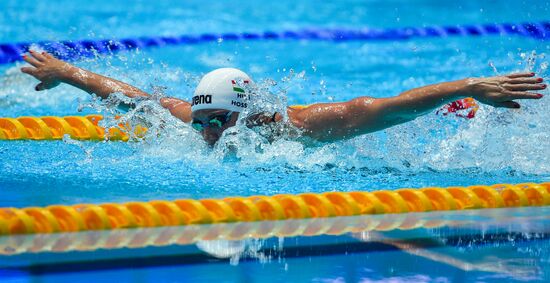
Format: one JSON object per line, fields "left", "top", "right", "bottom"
{"left": 509, "top": 77, "right": 543, "bottom": 84}
{"left": 20, "top": 66, "right": 38, "bottom": 77}
{"left": 506, "top": 91, "right": 544, "bottom": 100}
{"left": 28, "top": 50, "right": 47, "bottom": 62}
{"left": 506, "top": 72, "right": 535, "bottom": 79}
{"left": 41, "top": 52, "right": 55, "bottom": 60}
{"left": 22, "top": 54, "right": 42, "bottom": 67}
{"left": 504, "top": 83, "right": 546, "bottom": 91}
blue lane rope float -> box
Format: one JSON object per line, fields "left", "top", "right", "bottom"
{"left": 1, "top": 21, "right": 549, "bottom": 64}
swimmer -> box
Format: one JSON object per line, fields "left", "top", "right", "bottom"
{"left": 20, "top": 50, "right": 545, "bottom": 145}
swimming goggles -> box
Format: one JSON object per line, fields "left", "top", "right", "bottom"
{"left": 191, "top": 111, "right": 233, "bottom": 131}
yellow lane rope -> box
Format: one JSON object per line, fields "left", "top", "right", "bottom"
{"left": 1, "top": 183, "right": 548, "bottom": 236}
{"left": 0, "top": 115, "right": 147, "bottom": 141}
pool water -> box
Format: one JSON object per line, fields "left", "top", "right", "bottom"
{"left": 0, "top": 0, "right": 549, "bottom": 206}
{"left": 1, "top": 0, "right": 550, "bottom": 281}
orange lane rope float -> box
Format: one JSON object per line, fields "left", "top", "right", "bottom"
{"left": 0, "top": 99, "right": 478, "bottom": 141}
{"left": 0, "top": 183, "right": 548, "bottom": 236}
{"left": 0, "top": 114, "right": 147, "bottom": 141}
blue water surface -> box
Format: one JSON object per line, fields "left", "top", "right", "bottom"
{"left": 2, "top": 1, "right": 550, "bottom": 282}
{"left": 1, "top": 0, "right": 550, "bottom": 207}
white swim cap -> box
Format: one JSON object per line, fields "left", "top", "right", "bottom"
{"left": 191, "top": 68, "right": 253, "bottom": 113}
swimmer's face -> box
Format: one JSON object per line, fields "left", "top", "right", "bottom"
{"left": 191, "top": 109, "right": 239, "bottom": 145}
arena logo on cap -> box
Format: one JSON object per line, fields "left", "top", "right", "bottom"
{"left": 191, "top": 94, "right": 212, "bottom": 106}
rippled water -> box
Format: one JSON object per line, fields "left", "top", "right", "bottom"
{"left": 1, "top": 0, "right": 549, "bottom": 207}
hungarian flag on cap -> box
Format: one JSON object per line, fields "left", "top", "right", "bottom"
{"left": 231, "top": 80, "right": 249, "bottom": 93}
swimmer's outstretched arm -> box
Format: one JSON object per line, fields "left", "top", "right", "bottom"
{"left": 21, "top": 50, "right": 149, "bottom": 99}
{"left": 288, "top": 73, "right": 545, "bottom": 141}
{"left": 20, "top": 51, "right": 192, "bottom": 122}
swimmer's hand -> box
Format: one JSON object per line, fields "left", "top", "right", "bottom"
{"left": 467, "top": 72, "right": 545, "bottom": 108}
{"left": 20, "top": 50, "right": 70, "bottom": 91}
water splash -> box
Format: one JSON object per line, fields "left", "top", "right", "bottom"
{"left": 196, "top": 239, "right": 270, "bottom": 265}
{"left": 2, "top": 48, "right": 549, "bottom": 177}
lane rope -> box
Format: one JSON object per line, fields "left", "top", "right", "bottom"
{"left": 1, "top": 183, "right": 548, "bottom": 236}
{"left": 0, "top": 115, "right": 146, "bottom": 141}
{"left": 1, "top": 22, "right": 549, "bottom": 64}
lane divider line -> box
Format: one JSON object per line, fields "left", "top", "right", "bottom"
{"left": 1, "top": 22, "right": 549, "bottom": 64}
{"left": 0, "top": 183, "right": 548, "bottom": 235}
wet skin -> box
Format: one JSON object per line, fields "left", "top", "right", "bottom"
{"left": 20, "top": 50, "right": 546, "bottom": 144}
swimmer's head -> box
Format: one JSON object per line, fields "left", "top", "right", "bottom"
{"left": 191, "top": 68, "right": 252, "bottom": 113}
{"left": 191, "top": 68, "right": 253, "bottom": 145}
